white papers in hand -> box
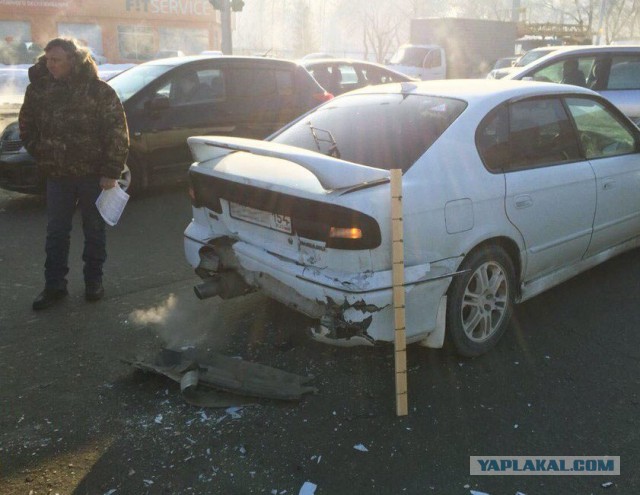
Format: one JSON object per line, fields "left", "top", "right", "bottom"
{"left": 95, "top": 184, "right": 129, "bottom": 226}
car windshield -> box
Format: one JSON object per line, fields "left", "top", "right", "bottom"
{"left": 272, "top": 93, "right": 467, "bottom": 171}
{"left": 108, "top": 63, "right": 174, "bottom": 102}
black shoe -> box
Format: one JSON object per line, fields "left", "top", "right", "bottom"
{"left": 32, "top": 288, "right": 68, "bottom": 310}
{"left": 85, "top": 282, "right": 104, "bottom": 302}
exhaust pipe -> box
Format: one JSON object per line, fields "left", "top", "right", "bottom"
{"left": 193, "top": 271, "right": 252, "bottom": 300}
{"left": 194, "top": 279, "right": 222, "bottom": 300}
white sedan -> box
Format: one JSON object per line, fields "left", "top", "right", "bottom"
{"left": 184, "top": 79, "right": 640, "bottom": 356}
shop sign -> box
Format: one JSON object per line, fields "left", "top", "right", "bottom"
{"left": 125, "top": 0, "right": 214, "bottom": 16}
{"left": 0, "top": 0, "right": 71, "bottom": 7}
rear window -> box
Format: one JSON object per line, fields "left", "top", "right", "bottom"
{"left": 607, "top": 56, "right": 640, "bottom": 89}
{"left": 271, "top": 93, "right": 466, "bottom": 171}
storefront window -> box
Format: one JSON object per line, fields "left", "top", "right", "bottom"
{"left": 118, "top": 25, "right": 154, "bottom": 61}
{"left": 0, "top": 20, "right": 34, "bottom": 64}
{"left": 158, "top": 27, "right": 208, "bottom": 55}
{"left": 0, "top": 20, "right": 31, "bottom": 43}
{"left": 58, "top": 23, "right": 103, "bottom": 55}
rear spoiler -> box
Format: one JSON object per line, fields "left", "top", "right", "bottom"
{"left": 188, "top": 136, "right": 391, "bottom": 191}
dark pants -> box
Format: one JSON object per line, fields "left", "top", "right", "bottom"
{"left": 44, "top": 175, "right": 106, "bottom": 290}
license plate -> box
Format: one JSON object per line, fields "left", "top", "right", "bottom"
{"left": 229, "top": 202, "right": 292, "bottom": 234}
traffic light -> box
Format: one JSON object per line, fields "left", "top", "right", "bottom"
{"left": 231, "top": 0, "right": 244, "bottom": 11}
{"left": 208, "top": 0, "right": 223, "bottom": 10}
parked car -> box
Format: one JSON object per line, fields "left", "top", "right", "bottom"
{"left": 184, "top": 79, "right": 640, "bottom": 356}
{"left": 301, "top": 58, "right": 414, "bottom": 96}
{"left": 0, "top": 67, "right": 29, "bottom": 131}
{"left": 486, "top": 57, "right": 516, "bottom": 79}
{"left": 493, "top": 56, "right": 518, "bottom": 69}
{"left": 0, "top": 56, "right": 332, "bottom": 194}
{"left": 505, "top": 44, "right": 640, "bottom": 124}
{"left": 487, "top": 46, "right": 567, "bottom": 79}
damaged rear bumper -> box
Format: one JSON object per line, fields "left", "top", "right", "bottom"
{"left": 185, "top": 232, "right": 456, "bottom": 346}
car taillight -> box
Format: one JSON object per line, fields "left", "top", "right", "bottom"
{"left": 329, "top": 227, "right": 362, "bottom": 240}
{"left": 313, "top": 91, "right": 334, "bottom": 103}
{"left": 189, "top": 174, "right": 381, "bottom": 250}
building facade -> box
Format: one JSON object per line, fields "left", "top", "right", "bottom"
{"left": 0, "top": 0, "right": 221, "bottom": 63}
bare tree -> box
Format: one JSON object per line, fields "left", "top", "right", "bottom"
{"left": 604, "top": 0, "right": 640, "bottom": 42}
{"left": 333, "top": 0, "right": 412, "bottom": 62}
{"left": 449, "top": 0, "right": 514, "bottom": 20}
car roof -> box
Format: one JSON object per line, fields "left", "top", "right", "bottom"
{"left": 142, "top": 55, "right": 301, "bottom": 67}
{"left": 301, "top": 58, "right": 414, "bottom": 79}
{"left": 345, "top": 78, "right": 597, "bottom": 103}
{"left": 302, "top": 58, "right": 383, "bottom": 65}
{"left": 527, "top": 45, "right": 565, "bottom": 53}
{"left": 507, "top": 44, "right": 640, "bottom": 78}
{"left": 529, "top": 44, "right": 640, "bottom": 56}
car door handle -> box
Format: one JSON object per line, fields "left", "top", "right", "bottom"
{"left": 514, "top": 195, "right": 533, "bottom": 209}
{"left": 602, "top": 179, "right": 616, "bottom": 190}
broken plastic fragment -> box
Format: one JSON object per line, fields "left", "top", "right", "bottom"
{"left": 353, "top": 443, "right": 369, "bottom": 452}
{"left": 226, "top": 406, "right": 243, "bottom": 419}
{"left": 299, "top": 481, "right": 317, "bottom": 495}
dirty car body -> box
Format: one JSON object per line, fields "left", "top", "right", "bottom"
{"left": 184, "top": 80, "right": 640, "bottom": 356}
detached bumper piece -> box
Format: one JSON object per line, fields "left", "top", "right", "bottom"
{"left": 125, "top": 348, "right": 318, "bottom": 407}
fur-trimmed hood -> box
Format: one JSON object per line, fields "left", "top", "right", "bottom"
{"left": 28, "top": 50, "right": 99, "bottom": 86}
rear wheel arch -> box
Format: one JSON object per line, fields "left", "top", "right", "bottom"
{"left": 457, "top": 237, "right": 522, "bottom": 294}
{"left": 125, "top": 154, "right": 149, "bottom": 195}
{"left": 445, "top": 237, "right": 521, "bottom": 357}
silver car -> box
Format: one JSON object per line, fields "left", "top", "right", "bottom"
{"left": 505, "top": 45, "right": 640, "bottom": 124}
{"left": 184, "top": 80, "right": 640, "bottom": 357}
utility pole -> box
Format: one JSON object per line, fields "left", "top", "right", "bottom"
{"left": 209, "top": 0, "right": 245, "bottom": 54}
{"left": 595, "top": 0, "right": 607, "bottom": 45}
{"left": 221, "top": 0, "right": 232, "bottom": 54}
{"left": 511, "top": 0, "right": 521, "bottom": 22}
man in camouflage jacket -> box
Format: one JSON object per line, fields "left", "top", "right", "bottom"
{"left": 19, "top": 37, "right": 129, "bottom": 310}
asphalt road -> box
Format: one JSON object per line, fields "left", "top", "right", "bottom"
{"left": 0, "top": 185, "right": 638, "bottom": 494}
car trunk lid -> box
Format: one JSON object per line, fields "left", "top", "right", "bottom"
{"left": 188, "top": 136, "right": 385, "bottom": 265}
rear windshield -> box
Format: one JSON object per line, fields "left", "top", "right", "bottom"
{"left": 271, "top": 93, "right": 466, "bottom": 171}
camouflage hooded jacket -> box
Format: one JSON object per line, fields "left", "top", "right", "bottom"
{"left": 18, "top": 55, "right": 129, "bottom": 179}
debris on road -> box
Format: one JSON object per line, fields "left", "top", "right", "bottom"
{"left": 124, "top": 348, "right": 317, "bottom": 407}
{"left": 298, "top": 481, "right": 317, "bottom": 494}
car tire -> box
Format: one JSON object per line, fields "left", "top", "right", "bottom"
{"left": 446, "top": 245, "right": 515, "bottom": 357}
{"left": 125, "top": 159, "right": 148, "bottom": 196}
